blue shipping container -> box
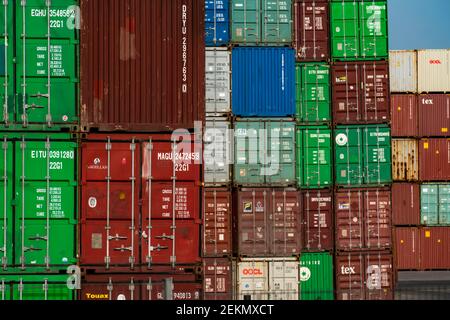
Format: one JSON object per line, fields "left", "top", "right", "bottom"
{"left": 205, "top": 0, "right": 230, "bottom": 46}
{"left": 232, "top": 47, "right": 295, "bottom": 117}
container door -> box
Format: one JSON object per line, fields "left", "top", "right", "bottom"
{"left": 364, "top": 125, "right": 391, "bottom": 185}
{"left": 302, "top": 127, "right": 332, "bottom": 189}
{"left": 331, "top": 1, "right": 359, "bottom": 60}
{"left": 439, "top": 185, "right": 450, "bottom": 225}
{"left": 364, "top": 189, "right": 392, "bottom": 250}
{"left": 295, "top": 128, "right": 303, "bottom": 188}
{"left": 205, "top": 50, "right": 231, "bottom": 114}
{"left": 12, "top": 277, "right": 73, "bottom": 300}
{"left": 421, "top": 185, "right": 439, "bottom": 225}
{"left": 269, "top": 260, "right": 299, "bottom": 300}
{"left": 364, "top": 253, "right": 393, "bottom": 300}
{"left": 81, "top": 277, "right": 139, "bottom": 301}
{"left": 335, "top": 190, "right": 364, "bottom": 251}
{"left": 394, "top": 227, "right": 420, "bottom": 270}
{"left": 360, "top": 62, "right": 390, "bottom": 122}
{"left": 300, "top": 253, "right": 334, "bottom": 301}
{"left": 203, "top": 258, "right": 233, "bottom": 300}
{"left": 359, "top": 2, "right": 388, "bottom": 59}
{"left": 142, "top": 278, "right": 202, "bottom": 300}
{"left": 204, "top": 119, "right": 231, "bottom": 185}
{"left": 205, "top": 1, "right": 230, "bottom": 46}
{"left": 0, "top": 2, "right": 14, "bottom": 127}
{"left": 335, "top": 254, "right": 365, "bottom": 300}
{"left": 231, "top": 0, "right": 260, "bottom": 44}
{"left": 303, "top": 191, "right": 333, "bottom": 252}
{"left": 0, "top": 138, "right": 13, "bottom": 269}
{"left": 262, "top": 0, "right": 292, "bottom": 44}
{"left": 237, "top": 261, "right": 269, "bottom": 300}
{"left": 335, "top": 127, "right": 363, "bottom": 186}
{"left": 332, "top": 63, "right": 361, "bottom": 123}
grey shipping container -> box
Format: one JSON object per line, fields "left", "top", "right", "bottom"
{"left": 206, "top": 48, "right": 231, "bottom": 115}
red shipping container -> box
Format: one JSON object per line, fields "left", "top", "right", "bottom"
{"left": 335, "top": 252, "right": 394, "bottom": 300}
{"left": 234, "top": 188, "right": 302, "bottom": 257}
{"left": 293, "top": 0, "right": 329, "bottom": 62}
{"left": 419, "top": 94, "right": 450, "bottom": 137}
{"left": 80, "top": 0, "right": 205, "bottom": 132}
{"left": 335, "top": 189, "right": 392, "bottom": 251}
{"left": 302, "top": 190, "right": 334, "bottom": 251}
{"left": 420, "top": 227, "right": 450, "bottom": 270}
{"left": 332, "top": 61, "right": 390, "bottom": 124}
{"left": 203, "top": 258, "right": 233, "bottom": 300}
{"left": 392, "top": 183, "right": 421, "bottom": 226}
{"left": 203, "top": 188, "right": 232, "bottom": 257}
{"left": 391, "top": 94, "right": 419, "bottom": 137}
{"left": 394, "top": 227, "right": 421, "bottom": 270}
{"left": 419, "top": 139, "right": 450, "bottom": 181}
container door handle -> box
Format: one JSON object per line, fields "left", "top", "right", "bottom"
{"left": 150, "top": 245, "right": 169, "bottom": 252}
{"left": 155, "top": 233, "right": 174, "bottom": 241}
{"left": 113, "top": 245, "right": 132, "bottom": 252}
{"left": 23, "top": 246, "right": 43, "bottom": 252}
{"left": 108, "top": 234, "right": 127, "bottom": 241}
{"left": 28, "top": 235, "right": 48, "bottom": 241}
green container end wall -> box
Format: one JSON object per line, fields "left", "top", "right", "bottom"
{"left": 330, "top": 0, "right": 388, "bottom": 61}
{"left": 335, "top": 125, "right": 391, "bottom": 187}
{"left": 231, "top": 0, "right": 292, "bottom": 45}
{"left": 300, "top": 252, "right": 334, "bottom": 300}
{"left": 421, "top": 184, "right": 450, "bottom": 226}
{"left": 295, "top": 63, "right": 331, "bottom": 124}
{"left": 0, "top": 133, "right": 77, "bottom": 271}
{"left": 234, "top": 119, "right": 296, "bottom": 186}
{"left": 297, "top": 126, "right": 332, "bottom": 189}
{"left": 0, "top": 275, "right": 75, "bottom": 300}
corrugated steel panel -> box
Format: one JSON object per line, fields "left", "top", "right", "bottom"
{"left": 232, "top": 48, "right": 295, "bottom": 117}
{"left": 421, "top": 184, "right": 450, "bottom": 226}
{"left": 419, "top": 94, "right": 450, "bottom": 137}
{"left": 203, "top": 258, "right": 232, "bottom": 300}
{"left": 420, "top": 227, "right": 450, "bottom": 270}
{"left": 394, "top": 227, "right": 421, "bottom": 270}
{"left": 391, "top": 94, "right": 419, "bottom": 137}
{"left": 392, "top": 183, "right": 421, "bottom": 226}
{"left": 389, "top": 50, "right": 417, "bottom": 93}
{"left": 418, "top": 49, "right": 450, "bottom": 93}
{"left": 419, "top": 139, "right": 450, "bottom": 181}
{"left": 205, "top": 0, "right": 230, "bottom": 46}
{"left": 206, "top": 48, "right": 231, "bottom": 115}
{"left": 299, "top": 252, "right": 334, "bottom": 300}
{"left": 392, "top": 139, "right": 419, "bottom": 181}
{"left": 80, "top": 0, "right": 205, "bottom": 132}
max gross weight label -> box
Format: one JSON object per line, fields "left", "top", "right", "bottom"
{"left": 176, "top": 304, "right": 275, "bottom": 318}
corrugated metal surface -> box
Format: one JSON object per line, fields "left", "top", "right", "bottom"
{"left": 394, "top": 227, "right": 421, "bottom": 270}
{"left": 232, "top": 48, "right": 295, "bottom": 117}
{"left": 80, "top": 0, "right": 205, "bottom": 132}
{"left": 203, "top": 258, "right": 232, "bottom": 300}
{"left": 392, "top": 183, "right": 421, "bottom": 226}
{"left": 392, "top": 139, "right": 419, "bottom": 181}
{"left": 419, "top": 94, "right": 450, "bottom": 137}
{"left": 205, "top": 0, "right": 230, "bottom": 46}
{"left": 420, "top": 227, "right": 450, "bottom": 270}
{"left": 332, "top": 61, "right": 390, "bottom": 124}
{"left": 419, "top": 139, "right": 450, "bottom": 181}
{"left": 299, "top": 252, "right": 334, "bottom": 300}
{"left": 294, "top": 0, "right": 329, "bottom": 62}
{"left": 206, "top": 48, "right": 231, "bottom": 115}
{"left": 389, "top": 50, "right": 417, "bottom": 93}
{"left": 391, "top": 94, "right": 419, "bottom": 137}
{"left": 421, "top": 184, "right": 450, "bottom": 226}
{"left": 418, "top": 49, "right": 450, "bottom": 93}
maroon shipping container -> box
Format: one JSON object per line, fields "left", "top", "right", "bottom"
{"left": 420, "top": 227, "right": 450, "bottom": 270}
{"left": 419, "top": 94, "right": 450, "bottom": 137}
{"left": 203, "top": 258, "right": 233, "bottom": 300}
{"left": 419, "top": 139, "right": 450, "bottom": 181}
{"left": 392, "top": 183, "right": 421, "bottom": 226}
{"left": 80, "top": 0, "right": 205, "bottom": 132}
{"left": 80, "top": 273, "right": 202, "bottom": 300}
{"left": 332, "top": 61, "right": 390, "bottom": 124}
{"left": 203, "top": 188, "right": 232, "bottom": 257}
{"left": 335, "top": 252, "right": 394, "bottom": 300}
{"left": 394, "top": 227, "right": 421, "bottom": 270}
{"left": 234, "top": 188, "right": 302, "bottom": 257}
{"left": 293, "top": 0, "right": 329, "bottom": 61}
{"left": 335, "top": 189, "right": 392, "bottom": 251}
{"left": 391, "top": 95, "right": 419, "bottom": 137}
{"left": 302, "top": 190, "right": 333, "bottom": 251}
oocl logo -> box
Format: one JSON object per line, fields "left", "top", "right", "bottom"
{"left": 429, "top": 60, "right": 442, "bottom": 65}
{"left": 242, "top": 268, "right": 263, "bottom": 276}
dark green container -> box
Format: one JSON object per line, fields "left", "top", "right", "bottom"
{"left": 297, "top": 126, "right": 332, "bottom": 189}
{"left": 330, "top": 0, "right": 388, "bottom": 61}
{"left": 0, "top": 3, "right": 15, "bottom": 126}
{"left": 335, "top": 125, "right": 391, "bottom": 186}
{"left": 300, "top": 252, "right": 334, "bottom": 300}
{"left": 295, "top": 63, "right": 331, "bottom": 124}
{"left": 421, "top": 184, "right": 450, "bottom": 226}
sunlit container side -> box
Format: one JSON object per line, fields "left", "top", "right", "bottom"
{"left": 419, "top": 139, "right": 450, "bottom": 182}
{"left": 205, "top": 0, "right": 230, "bottom": 46}
{"left": 390, "top": 94, "right": 419, "bottom": 137}
{"left": 418, "top": 94, "right": 450, "bottom": 137}
{"left": 203, "top": 258, "right": 233, "bottom": 300}
{"left": 389, "top": 50, "right": 418, "bottom": 93}
{"left": 299, "top": 252, "right": 334, "bottom": 300}
{"left": 394, "top": 227, "right": 421, "bottom": 270}
{"left": 421, "top": 184, "right": 450, "bottom": 226}
{"left": 419, "top": 227, "right": 450, "bottom": 270}
{"left": 392, "top": 183, "right": 421, "bottom": 226}
{"left": 392, "top": 139, "right": 419, "bottom": 181}
{"left": 417, "top": 49, "right": 450, "bottom": 93}
{"left": 206, "top": 48, "right": 231, "bottom": 115}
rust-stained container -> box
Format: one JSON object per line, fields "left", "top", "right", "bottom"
{"left": 293, "top": 0, "right": 329, "bottom": 62}
{"left": 335, "top": 188, "right": 392, "bottom": 251}
{"left": 80, "top": 273, "right": 202, "bottom": 300}
{"left": 392, "top": 139, "right": 419, "bottom": 181}
{"left": 332, "top": 61, "right": 390, "bottom": 125}
{"left": 203, "top": 188, "right": 232, "bottom": 257}
{"left": 420, "top": 227, "right": 450, "bottom": 270}
{"left": 79, "top": 0, "right": 205, "bottom": 132}
{"left": 391, "top": 95, "right": 419, "bottom": 138}
{"left": 394, "top": 227, "right": 421, "bottom": 270}
{"left": 392, "top": 183, "right": 421, "bottom": 226}
{"left": 419, "top": 94, "right": 450, "bottom": 137}
{"left": 419, "top": 139, "right": 450, "bottom": 181}
{"left": 302, "top": 190, "right": 333, "bottom": 251}
{"left": 335, "top": 252, "right": 394, "bottom": 300}
{"left": 203, "top": 258, "right": 232, "bottom": 300}
{"left": 234, "top": 188, "right": 302, "bottom": 257}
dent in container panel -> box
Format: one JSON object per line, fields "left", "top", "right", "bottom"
{"left": 419, "top": 94, "right": 450, "bottom": 137}
{"left": 391, "top": 94, "right": 419, "bottom": 137}
{"left": 419, "top": 139, "right": 450, "bottom": 181}
{"left": 392, "top": 183, "right": 421, "bottom": 226}
{"left": 203, "top": 258, "right": 232, "bottom": 300}
{"left": 392, "top": 139, "right": 419, "bottom": 181}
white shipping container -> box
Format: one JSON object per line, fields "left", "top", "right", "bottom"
{"left": 206, "top": 48, "right": 231, "bottom": 114}
{"left": 389, "top": 50, "right": 417, "bottom": 93}
{"left": 235, "top": 258, "right": 299, "bottom": 300}
{"left": 418, "top": 49, "right": 450, "bottom": 93}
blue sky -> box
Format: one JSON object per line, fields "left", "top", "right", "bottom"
{"left": 389, "top": 0, "right": 450, "bottom": 50}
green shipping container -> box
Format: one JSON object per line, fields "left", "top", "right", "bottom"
{"left": 297, "top": 126, "right": 332, "bottom": 189}
{"left": 421, "top": 184, "right": 450, "bottom": 226}
{"left": 0, "top": 275, "right": 75, "bottom": 300}
{"left": 0, "top": 133, "right": 77, "bottom": 272}
{"left": 234, "top": 119, "right": 296, "bottom": 186}
{"left": 231, "top": 0, "right": 292, "bottom": 45}
{"left": 295, "top": 63, "right": 331, "bottom": 124}
{"left": 299, "top": 252, "right": 334, "bottom": 300}
{"left": 0, "top": 3, "right": 15, "bottom": 125}
{"left": 330, "top": 0, "right": 388, "bottom": 61}
{"left": 335, "top": 125, "right": 391, "bottom": 186}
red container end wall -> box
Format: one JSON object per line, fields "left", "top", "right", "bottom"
{"left": 332, "top": 61, "right": 390, "bottom": 124}
{"left": 303, "top": 190, "right": 334, "bottom": 251}
{"left": 391, "top": 94, "right": 419, "bottom": 137}
{"left": 419, "top": 139, "right": 450, "bottom": 181}
{"left": 203, "top": 258, "right": 233, "bottom": 300}
{"left": 293, "top": 0, "right": 329, "bottom": 62}
{"left": 419, "top": 94, "right": 450, "bottom": 137}
{"left": 394, "top": 227, "right": 421, "bottom": 270}
{"left": 392, "top": 183, "right": 421, "bottom": 226}
{"left": 80, "top": 0, "right": 205, "bottom": 132}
